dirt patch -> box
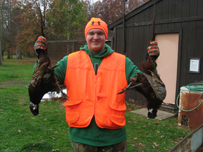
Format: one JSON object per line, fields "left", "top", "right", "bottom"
{"left": 0, "top": 78, "right": 29, "bottom": 87}
{"left": 175, "top": 124, "right": 192, "bottom": 131}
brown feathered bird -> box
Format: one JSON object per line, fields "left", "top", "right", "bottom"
{"left": 29, "top": 36, "right": 68, "bottom": 116}
{"left": 118, "top": 56, "right": 166, "bottom": 118}
{"left": 28, "top": 4, "right": 67, "bottom": 115}
{"left": 29, "top": 36, "right": 57, "bottom": 115}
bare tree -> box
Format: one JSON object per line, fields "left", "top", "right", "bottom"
{"left": 0, "top": 0, "right": 5, "bottom": 65}
{"left": 84, "top": 0, "right": 149, "bottom": 25}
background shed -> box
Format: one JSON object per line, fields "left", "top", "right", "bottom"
{"left": 108, "top": 0, "right": 203, "bottom": 111}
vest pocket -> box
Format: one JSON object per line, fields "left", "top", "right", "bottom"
{"left": 106, "top": 102, "right": 126, "bottom": 128}
{"left": 66, "top": 113, "right": 80, "bottom": 124}
{"left": 63, "top": 99, "right": 82, "bottom": 106}
{"left": 108, "top": 101, "right": 126, "bottom": 112}
{"left": 63, "top": 99, "right": 82, "bottom": 124}
{"left": 95, "top": 102, "right": 126, "bottom": 129}
{"left": 109, "top": 115, "right": 125, "bottom": 128}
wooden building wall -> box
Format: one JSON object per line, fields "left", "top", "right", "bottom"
{"left": 109, "top": 0, "right": 203, "bottom": 107}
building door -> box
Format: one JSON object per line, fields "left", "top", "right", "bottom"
{"left": 155, "top": 34, "right": 179, "bottom": 104}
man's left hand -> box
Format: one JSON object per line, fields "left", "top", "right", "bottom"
{"left": 147, "top": 41, "right": 160, "bottom": 59}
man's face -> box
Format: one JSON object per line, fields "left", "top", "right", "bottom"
{"left": 86, "top": 29, "right": 106, "bottom": 54}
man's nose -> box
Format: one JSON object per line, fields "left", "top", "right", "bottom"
{"left": 93, "top": 34, "right": 99, "bottom": 39}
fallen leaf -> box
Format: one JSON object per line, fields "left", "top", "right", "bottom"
{"left": 133, "top": 137, "right": 137, "bottom": 140}
{"left": 160, "top": 135, "right": 165, "bottom": 138}
{"left": 131, "top": 144, "right": 135, "bottom": 147}
{"left": 155, "top": 122, "right": 160, "bottom": 125}
{"left": 153, "top": 142, "right": 159, "bottom": 147}
{"left": 139, "top": 143, "right": 145, "bottom": 147}
{"left": 136, "top": 105, "right": 142, "bottom": 108}
{"left": 157, "top": 131, "right": 160, "bottom": 133}
{"left": 18, "top": 130, "right": 21, "bottom": 132}
{"left": 155, "top": 143, "right": 159, "bottom": 147}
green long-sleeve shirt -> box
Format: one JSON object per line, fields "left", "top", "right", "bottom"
{"left": 52, "top": 44, "right": 141, "bottom": 146}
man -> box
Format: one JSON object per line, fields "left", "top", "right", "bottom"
{"left": 30, "top": 17, "right": 160, "bottom": 152}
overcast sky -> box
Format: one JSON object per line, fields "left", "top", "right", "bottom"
{"left": 91, "top": 0, "right": 100, "bottom": 3}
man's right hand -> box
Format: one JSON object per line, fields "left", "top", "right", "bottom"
{"left": 34, "top": 36, "right": 47, "bottom": 56}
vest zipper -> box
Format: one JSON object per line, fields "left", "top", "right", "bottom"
{"left": 94, "top": 63, "right": 98, "bottom": 116}
{"left": 94, "top": 63, "right": 98, "bottom": 75}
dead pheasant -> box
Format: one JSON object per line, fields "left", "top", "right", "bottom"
{"left": 118, "top": 56, "right": 166, "bottom": 118}
{"left": 28, "top": 4, "right": 67, "bottom": 116}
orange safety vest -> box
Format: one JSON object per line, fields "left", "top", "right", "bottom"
{"left": 63, "top": 50, "right": 128, "bottom": 129}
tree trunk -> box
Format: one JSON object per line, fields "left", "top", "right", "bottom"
{"left": 7, "top": 51, "right": 10, "bottom": 59}
{"left": 0, "top": 1, "right": 3, "bottom": 65}
{"left": 16, "top": 50, "right": 22, "bottom": 59}
{"left": 10, "top": 53, "right": 13, "bottom": 59}
{"left": 0, "top": 42, "right": 2, "bottom": 65}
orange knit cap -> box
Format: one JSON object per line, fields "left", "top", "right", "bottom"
{"left": 85, "top": 17, "right": 108, "bottom": 38}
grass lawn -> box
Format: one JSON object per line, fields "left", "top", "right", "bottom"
{"left": 0, "top": 58, "right": 192, "bottom": 152}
